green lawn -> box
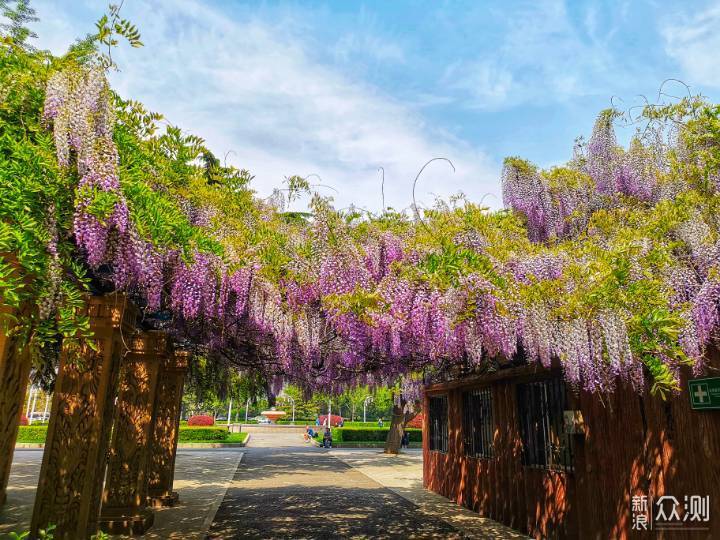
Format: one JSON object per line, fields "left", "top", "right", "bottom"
{"left": 225, "top": 432, "right": 248, "bottom": 444}
{"left": 15, "top": 425, "right": 47, "bottom": 443}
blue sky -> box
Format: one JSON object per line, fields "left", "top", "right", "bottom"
{"left": 25, "top": 0, "right": 720, "bottom": 210}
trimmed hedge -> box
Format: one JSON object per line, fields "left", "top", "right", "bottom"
{"left": 318, "top": 414, "right": 344, "bottom": 427}
{"left": 333, "top": 427, "right": 422, "bottom": 443}
{"left": 17, "top": 425, "right": 234, "bottom": 443}
{"left": 178, "top": 426, "right": 228, "bottom": 442}
{"left": 187, "top": 414, "right": 215, "bottom": 426}
{"left": 406, "top": 413, "right": 423, "bottom": 429}
{"left": 16, "top": 425, "right": 48, "bottom": 443}
{"left": 340, "top": 421, "right": 378, "bottom": 427}
{"left": 17, "top": 425, "right": 415, "bottom": 445}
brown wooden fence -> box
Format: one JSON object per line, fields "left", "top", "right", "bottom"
{"left": 423, "top": 349, "right": 720, "bottom": 539}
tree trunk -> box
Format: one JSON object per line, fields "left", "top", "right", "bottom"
{"left": 264, "top": 381, "right": 277, "bottom": 408}
{"left": 383, "top": 402, "right": 415, "bottom": 454}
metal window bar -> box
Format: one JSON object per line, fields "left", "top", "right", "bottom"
{"left": 517, "top": 377, "right": 574, "bottom": 472}
{"left": 462, "top": 388, "right": 493, "bottom": 458}
{"left": 429, "top": 395, "right": 448, "bottom": 453}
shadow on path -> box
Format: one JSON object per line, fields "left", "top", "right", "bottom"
{"left": 207, "top": 446, "right": 463, "bottom": 539}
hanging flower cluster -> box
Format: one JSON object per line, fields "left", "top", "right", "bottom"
{"left": 38, "top": 64, "right": 720, "bottom": 399}
{"left": 43, "top": 67, "right": 167, "bottom": 309}
{"left": 44, "top": 68, "right": 126, "bottom": 266}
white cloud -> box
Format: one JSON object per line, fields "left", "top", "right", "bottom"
{"left": 333, "top": 32, "right": 406, "bottom": 65}
{"left": 662, "top": 3, "right": 720, "bottom": 88}
{"left": 443, "top": 0, "right": 620, "bottom": 110}
{"left": 443, "top": 59, "right": 514, "bottom": 109}
{"left": 30, "top": 0, "right": 501, "bottom": 211}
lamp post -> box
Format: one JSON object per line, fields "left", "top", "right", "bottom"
{"left": 286, "top": 397, "right": 295, "bottom": 424}
{"left": 42, "top": 392, "right": 50, "bottom": 422}
{"left": 25, "top": 384, "right": 34, "bottom": 422}
{"left": 27, "top": 386, "right": 39, "bottom": 425}
{"left": 227, "top": 399, "right": 232, "bottom": 426}
{"left": 244, "top": 398, "right": 250, "bottom": 423}
{"left": 363, "top": 395, "right": 373, "bottom": 423}
{"left": 31, "top": 389, "right": 38, "bottom": 424}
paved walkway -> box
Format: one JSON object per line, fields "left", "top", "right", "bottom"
{"left": 2, "top": 430, "right": 525, "bottom": 539}
{"left": 207, "top": 431, "right": 524, "bottom": 539}
{"left": 331, "top": 451, "right": 526, "bottom": 539}
{"left": 0, "top": 449, "right": 243, "bottom": 540}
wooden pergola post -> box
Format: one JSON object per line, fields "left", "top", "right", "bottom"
{"left": 99, "top": 331, "right": 170, "bottom": 535}
{"left": 0, "top": 304, "right": 31, "bottom": 506}
{"left": 147, "top": 348, "right": 189, "bottom": 507}
{"left": 30, "top": 294, "right": 137, "bottom": 540}
{"left": 0, "top": 254, "right": 32, "bottom": 507}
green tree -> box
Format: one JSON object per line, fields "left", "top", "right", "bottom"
{"left": 370, "top": 386, "right": 394, "bottom": 422}
{"left": 0, "top": 0, "right": 38, "bottom": 49}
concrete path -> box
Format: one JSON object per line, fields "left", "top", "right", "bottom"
{"left": 2, "top": 430, "right": 525, "bottom": 539}
{"left": 207, "top": 430, "right": 524, "bottom": 539}
{"left": 207, "top": 442, "right": 460, "bottom": 539}
{"left": 331, "top": 451, "right": 526, "bottom": 539}
{"left": 0, "top": 449, "right": 243, "bottom": 539}
{"left": 0, "top": 450, "right": 38, "bottom": 537}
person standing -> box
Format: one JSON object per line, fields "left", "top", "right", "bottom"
{"left": 378, "top": 418, "right": 383, "bottom": 427}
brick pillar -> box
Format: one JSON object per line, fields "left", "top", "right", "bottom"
{"left": 30, "top": 294, "right": 137, "bottom": 540}
{"left": 99, "top": 331, "right": 170, "bottom": 534}
{"left": 0, "top": 304, "right": 31, "bottom": 506}
{"left": 147, "top": 349, "right": 189, "bottom": 507}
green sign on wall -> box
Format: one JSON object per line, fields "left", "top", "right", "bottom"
{"left": 688, "top": 377, "right": 720, "bottom": 410}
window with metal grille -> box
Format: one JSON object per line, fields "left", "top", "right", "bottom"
{"left": 517, "top": 377, "right": 574, "bottom": 472}
{"left": 462, "top": 387, "right": 493, "bottom": 458}
{"left": 428, "top": 395, "right": 448, "bottom": 453}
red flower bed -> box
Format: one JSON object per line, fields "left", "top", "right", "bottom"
{"left": 318, "top": 414, "right": 344, "bottom": 427}
{"left": 19, "top": 414, "right": 28, "bottom": 426}
{"left": 406, "top": 413, "right": 424, "bottom": 429}
{"left": 188, "top": 414, "right": 214, "bottom": 426}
